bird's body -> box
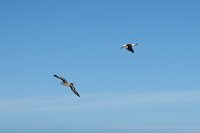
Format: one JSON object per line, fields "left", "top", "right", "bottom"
{"left": 121, "top": 43, "right": 139, "bottom": 53}
{"left": 61, "top": 82, "right": 71, "bottom": 87}
{"left": 54, "top": 75, "right": 80, "bottom": 97}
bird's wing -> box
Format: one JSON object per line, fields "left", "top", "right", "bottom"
{"left": 132, "top": 43, "right": 138, "bottom": 47}
{"left": 127, "top": 44, "right": 134, "bottom": 53}
{"left": 54, "top": 75, "right": 68, "bottom": 83}
{"left": 70, "top": 85, "right": 80, "bottom": 97}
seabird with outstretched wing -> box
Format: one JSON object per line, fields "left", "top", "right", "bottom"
{"left": 54, "top": 75, "right": 80, "bottom": 97}
{"left": 121, "top": 43, "right": 139, "bottom": 53}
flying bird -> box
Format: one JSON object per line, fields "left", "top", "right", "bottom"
{"left": 121, "top": 43, "right": 139, "bottom": 53}
{"left": 54, "top": 75, "right": 80, "bottom": 97}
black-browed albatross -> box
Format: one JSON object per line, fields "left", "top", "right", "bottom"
{"left": 121, "top": 43, "right": 139, "bottom": 53}
{"left": 54, "top": 75, "right": 80, "bottom": 97}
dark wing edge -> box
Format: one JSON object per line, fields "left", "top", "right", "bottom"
{"left": 70, "top": 85, "right": 80, "bottom": 97}
{"left": 53, "top": 75, "right": 67, "bottom": 83}
{"left": 127, "top": 45, "right": 134, "bottom": 53}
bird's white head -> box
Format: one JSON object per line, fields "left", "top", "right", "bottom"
{"left": 121, "top": 44, "right": 127, "bottom": 49}
{"left": 121, "top": 45, "right": 124, "bottom": 49}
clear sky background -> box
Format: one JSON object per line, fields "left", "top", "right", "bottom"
{"left": 0, "top": 0, "right": 200, "bottom": 133}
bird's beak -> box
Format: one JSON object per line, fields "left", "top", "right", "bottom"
{"left": 121, "top": 46, "right": 123, "bottom": 49}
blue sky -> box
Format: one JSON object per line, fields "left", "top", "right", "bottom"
{"left": 0, "top": 0, "right": 200, "bottom": 133}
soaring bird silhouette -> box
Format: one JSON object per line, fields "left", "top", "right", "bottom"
{"left": 54, "top": 75, "right": 80, "bottom": 97}
{"left": 121, "top": 43, "right": 139, "bottom": 53}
